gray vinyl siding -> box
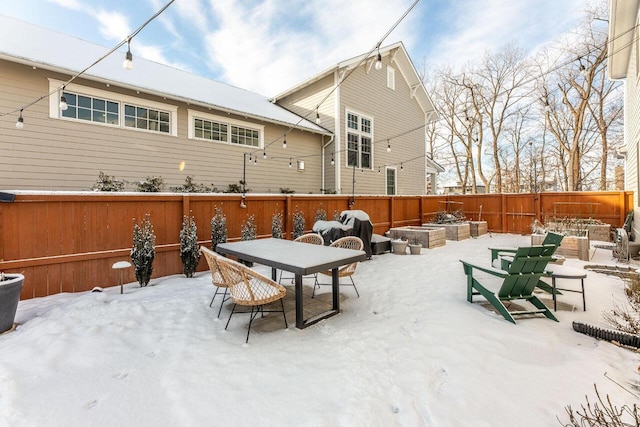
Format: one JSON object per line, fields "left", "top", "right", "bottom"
{"left": 277, "top": 74, "right": 337, "bottom": 193}
{"left": 339, "top": 57, "right": 426, "bottom": 195}
{"left": 0, "top": 60, "right": 323, "bottom": 193}
{"left": 627, "top": 28, "right": 640, "bottom": 208}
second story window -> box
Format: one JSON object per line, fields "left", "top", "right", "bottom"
{"left": 346, "top": 110, "right": 373, "bottom": 169}
{"left": 61, "top": 92, "right": 119, "bottom": 125}
{"left": 189, "top": 110, "right": 264, "bottom": 148}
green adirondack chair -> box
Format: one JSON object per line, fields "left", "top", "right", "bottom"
{"left": 461, "top": 245, "right": 558, "bottom": 324}
{"left": 489, "top": 231, "right": 564, "bottom": 265}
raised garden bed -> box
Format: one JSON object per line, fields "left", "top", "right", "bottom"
{"left": 389, "top": 226, "right": 446, "bottom": 249}
{"left": 422, "top": 222, "right": 470, "bottom": 241}
{"left": 545, "top": 221, "right": 611, "bottom": 242}
{"left": 532, "top": 233, "right": 590, "bottom": 261}
{"left": 468, "top": 221, "right": 488, "bottom": 237}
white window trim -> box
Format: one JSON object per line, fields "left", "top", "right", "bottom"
{"left": 344, "top": 108, "right": 374, "bottom": 170}
{"left": 387, "top": 66, "right": 396, "bottom": 90}
{"left": 48, "top": 79, "right": 178, "bottom": 136}
{"left": 188, "top": 109, "right": 264, "bottom": 149}
{"left": 385, "top": 166, "right": 397, "bottom": 195}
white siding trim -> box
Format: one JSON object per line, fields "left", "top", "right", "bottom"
{"left": 387, "top": 66, "right": 396, "bottom": 90}
{"left": 48, "top": 78, "right": 178, "bottom": 136}
{"left": 187, "top": 109, "right": 265, "bottom": 149}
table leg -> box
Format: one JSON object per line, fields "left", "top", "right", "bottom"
{"left": 552, "top": 277, "right": 557, "bottom": 312}
{"left": 295, "top": 274, "right": 303, "bottom": 329}
{"left": 271, "top": 267, "right": 277, "bottom": 282}
{"left": 581, "top": 279, "right": 586, "bottom": 311}
{"left": 332, "top": 268, "right": 340, "bottom": 311}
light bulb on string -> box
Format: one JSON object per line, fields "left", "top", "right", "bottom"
{"left": 387, "top": 140, "right": 391, "bottom": 152}
{"left": 59, "top": 86, "right": 68, "bottom": 111}
{"left": 330, "top": 156, "right": 335, "bottom": 166}
{"left": 123, "top": 39, "right": 133, "bottom": 70}
{"left": 400, "top": 163, "right": 404, "bottom": 171}
{"left": 288, "top": 158, "right": 292, "bottom": 168}
{"left": 315, "top": 109, "right": 321, "bottom": 125}
{"left": 378, "top": 167, "right": 381, "bottom": 174}
{"left": 263, "top": 150, "right": 267, "bottom": 159}
{"left": 16, "top": 109, "right": 24, "bottom": 129}
{"left": 375, "top": 49, "right": 383, "bottom": 71}
{"left": 282, "top": 135, "right": 287, "bottom": 149}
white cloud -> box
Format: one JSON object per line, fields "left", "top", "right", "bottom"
{"left": 45, "top": 0, "right": 83, "bottom": 11}
{"left": 202, "top": 0, "right": 418, "bottom": 95}
{"left": 427, "top": 0, "right": 584, "bottom": 71}
{"left": 93, "top": 9, "right": 131, "bottom": 41}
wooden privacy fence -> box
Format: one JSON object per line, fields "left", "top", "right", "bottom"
{"left": 0, "top": 191, "right": 633, "bottom": 299}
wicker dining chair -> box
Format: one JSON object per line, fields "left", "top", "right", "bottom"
{"left": 217, "top": 256, "right": 288, "bottom": 343}
{"left": 278, "top": 233, "right": 324, "bottom": 284}
{"left": 313, "top": 236, "right": 363, "bottom": 298}
{"left": 200, "top": 246, "right": 231, "bottom": 318}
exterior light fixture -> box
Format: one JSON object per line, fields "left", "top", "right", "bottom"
{"left": 283, "top": 135, "right": 287, "bottom": 149}
{"left": 330, "top": 155, "right": 335, "bottom": 166}
{"left": 387, "top": 140, "right": 391, "bottom": 152}
{"left": 123, "top": 39, "right": 133, "bottom": 70}
{"left": 16, "top": 109, "right": 24, "bottom": 129}
{"left": 289, "top": 158, "right": 292, "bottom": 168}
{"left": 263, "top": 150, "right": 267, "bottom": 159}
{"left": 315, "top": 110, "right": 321, "bottom": 125}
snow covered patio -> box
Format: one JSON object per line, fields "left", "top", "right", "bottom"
{"left": 1, "top": 233, "right": 638, "bottom": 426}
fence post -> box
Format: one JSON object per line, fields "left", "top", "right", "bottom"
{"left": 389, "top": 196, "right": 395, "bottom": 229}
{"left": 501, "top": 193, "right": 507, "bottom": 233}
{"left": 285, "top": 195, "right": 293, "bottom": 240}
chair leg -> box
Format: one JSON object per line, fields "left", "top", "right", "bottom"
{"left": 209, "top": 287, "right": 221, "bottom": 307}
{"left": 280, "top": 298, "right": 288, "bottom": 329}
{"left": 225, "top": 303, "right": 237, "bottom": 330}
{"left": 349, "top": 276, "right": 360, "bottom": 297}
{"left": 528, "top": 295, "right": 559, "bottom": 322}
{"left": 216, "top": 288, "right": 228, "bottom": 318}
{"left": 246, "top": 305, "right": 259, "bottom": 343}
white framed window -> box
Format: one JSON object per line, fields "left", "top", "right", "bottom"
{"left": 386, "top": 167, "right": 397, "bottom": 195}
{"left": 48, "top": 79, "right": 178, "bottom": 136}
{"left": 188, "top": 110, "right": 264, "bottom": 148}
{"left": 387, "top": 66, "right": 396, "bottom": 90}
{"left": 345, "top": 109, "right": 373, "bottom": 169}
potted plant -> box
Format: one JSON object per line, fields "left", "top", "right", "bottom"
{"left": 0, "top": 272, "right": 24, "bottom": 334}
{"left": 391, "top": 236, "right": 408, "bottom": 255}
{"left": 408, "top": 238, "right": 422, "bottom": 255}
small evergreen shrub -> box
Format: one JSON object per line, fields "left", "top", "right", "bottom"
{"left": 92, "top": 171, "right": 125, "bottom": 192}
{"left": 241, "top": 214, "right": 257, "bottom": 241}
{"left": 210, "top": 206, "right": 227, "bottom": 251}
{"left": 171, "top": 176, "right": 216, "bottom": 193}
{"left": 180, "top": 212, "right": 201, "bottom": 278}
{"left": 272, "top": 211, "right": 284, "bottom": 239}
{"left": 293, "top": 209, "right": 305, "bottom": 239}
{"left": 136, "top": 176, "right": 164, "bottom": 192}
{"left": 280, "top": 187, "right": 295, "bottom": 194}
{"left": 225, "top": 181, "right": 250, "bottom": 193}
{"left": 332, "top": 210, "right": 341, "bottom": 221}
{"left": 315, "top": 207, "right": 327, "bottom": 222}
{"left": 131, "top": 214, "right": 156, "bottom": 287}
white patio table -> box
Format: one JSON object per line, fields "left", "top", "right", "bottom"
{"left": 215, "top": 238, "right": 367, "bottom": 329}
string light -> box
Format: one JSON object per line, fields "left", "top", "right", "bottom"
{"left": 59, "top": 86, "right": 68, "bottom": 111}
{"left": 387, "top": 140, "right": 391, "bottom": 152}
{"left": 123, "top": 38, "right": 133, "bottom": 70}
{"left": 315, "top": 109, "right": 321, "bottom": 125}
{"left": 282, "top": 135, "right": 287, "bottom": 149}
{"left": 330, "top": 156, "right": 335, "bottom": 166}
{"left": 400, "top": 163, "right": 403, "bottom": 171}
{"left": 263, "top": 150, "right": 267, "bottom": 159}
{"left": 15, "top": 109, "right": 24, "bottom": 129}
{"left": 375, "top": 48, "right": 383, "bottom": 71}
{"left": 378, "top": 167, "right": 381, "bottom": 173}
{"left": 288, "top": 158, "right": 292, "bottom": 168}
{"left": 254, "top": 157, "right": 257, "bottom": 165}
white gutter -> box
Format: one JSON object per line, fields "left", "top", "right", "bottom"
{"left": 321, "top": 134, "right": 335, "bottom": 193}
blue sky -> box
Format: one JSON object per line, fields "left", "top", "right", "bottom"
{"left": 1, "top": 0, "right": 586, "bottom": 96}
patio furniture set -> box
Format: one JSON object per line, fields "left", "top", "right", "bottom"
{"left": 202, "top": 235, "right": 367, "bottom": 342}
{"left": 461, "top": 232, "right": 588, "bottom": 324}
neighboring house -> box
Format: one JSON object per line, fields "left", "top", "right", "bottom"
{"left": 272, "top": 42, "right": 439, "bottom": 195}
{"left": 608, "top": 0, "right": 640, "bottom": 235}
{"left": 0, "top": 15, "right": 439, "bottom": 195}
{"left": 443, "top": 184, "right": 487, "bottom": 195}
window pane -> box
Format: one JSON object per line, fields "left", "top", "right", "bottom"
{"left": 107, "top": 101, "right": 118, "bottom": 113}
{"left": 93, "top": 98, "right": 105, "bottom": 111}
{"left": 77, "top": 95, "right": 91, "bottom": 108}
{"left": 347, "top": 113, "right": 358, "bottom": 130}
{"left": 78, "top": 108, "right": 91, "bottom": 121}
{"left": 92, "top": 111, "right": 105, "bottom": 123}
{"left": 107, "top": 113, "right": 118, "bottom": 125}
{"left": 136, "top": 107, "right": 148, "bottom": 119}
{"left": 148, "top": 110, "right": 158, "bottom": 121}
{"left": 64, "top": 92, "right": 76, "bottom": 106}
{"left": 159, "top": 111, "right": 169, "bottom": 122}
{"left": 125, "top": 105, "right": 135, "bottom": 116}
{"left": 387, "top": 169, "right": 396, "bottom": 195}
{"left": 125, "top": 116, "right": 136, "bottom": 128}
{"left": 62, "top": 107, "right": 75, "bottom": 118}
{"left": 361, "top": 118, "right": 371, "bottom": 133}
{"left": 159, "top": 122, "right": 169, "bottom": 133}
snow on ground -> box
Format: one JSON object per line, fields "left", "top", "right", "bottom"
{"left": 1, "top": 233, "right": 638, "bottom": 426}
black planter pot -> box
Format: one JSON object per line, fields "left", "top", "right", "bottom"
{"left": 0, "top": 274, "right": 24, "bottom": 334}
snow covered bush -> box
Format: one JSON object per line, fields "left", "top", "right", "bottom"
{"left": 131, "top": 214, "right": 156, "bottom": 287}
{"left": 171, "top": 176, "right": 216, "bottom": 193}
{"left": 315, "top": 207, "right": 327, "bottom": 222}
{"left": 293, "top": 209, "right": 305, "bottom": 239}
{"left": 92, "top": 171, "right": 125, "bottom": 192}
{"left": 136, "top": 176, "right": 164, "bottom": 192}
{"left": 272, "top": 211, "right": 284, "bottom": 239}
{"left": 180, "top": 212, "right": 200, "bottom": 278}
{"left": 241, "top": 215, "right": 257, "bottom": 241}
{"left": 210, "top": 206, "right": 227, "bottom": 251}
